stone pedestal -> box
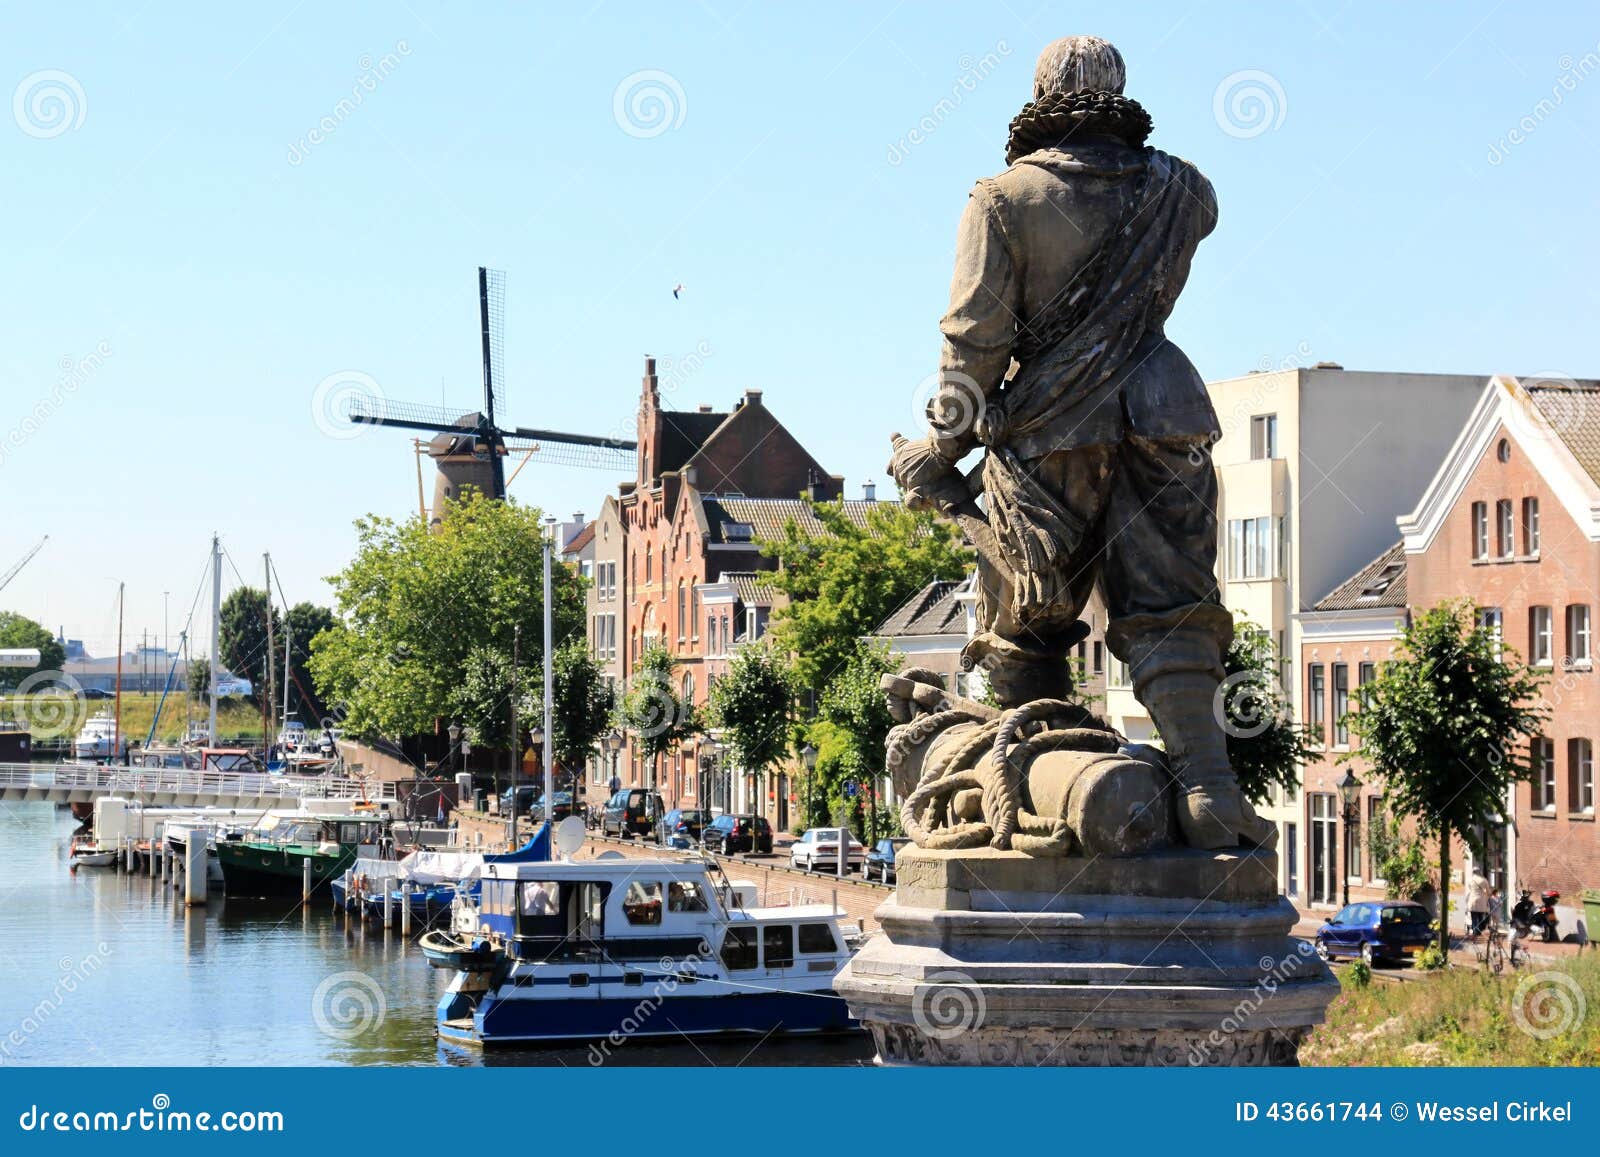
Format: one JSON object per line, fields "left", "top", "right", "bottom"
{"left": 834, "top": 845, "right": 1337, "bottom": 1066}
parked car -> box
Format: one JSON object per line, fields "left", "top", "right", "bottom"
{"left": 601, "top": 788, "right": 664, "bottom": 838}
{"left": 81, "top": 688, "right": 115, "bottom": 700}
{"left": 864, "top": 837, "right": 909, "bottom": 883}
{"left": 700, "top": 813, "right": 773, "bottom": 855}
{"left": 790, "top": 827, "right": 866, "bottom": 874}
{"left": 656, "top": 808, "right": 712, "bottom": 848}
{"left": 1314, "top": 900, "right": 1436, "bottom": 966}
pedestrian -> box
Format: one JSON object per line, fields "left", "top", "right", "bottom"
{"left": 1467, "top": 871, "right": 1492, "bottom": 935}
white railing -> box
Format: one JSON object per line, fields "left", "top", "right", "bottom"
{"left": 0, "top": 762, "right": 396, "bottom": 802}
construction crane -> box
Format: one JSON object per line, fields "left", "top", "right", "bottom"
{"left": 0, "top": 535, "right": 47, "bottom": 595}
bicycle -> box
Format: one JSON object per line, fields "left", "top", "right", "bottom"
{"left": 1478, "top": 923, "right": 1509, "bottom": 973}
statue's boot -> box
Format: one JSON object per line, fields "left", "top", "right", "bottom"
{"left": 1125, "top": 627, "right": 1276, "bottom": 850}
{"left": 962, "top": 623, "right": 1089, "bottom": 710}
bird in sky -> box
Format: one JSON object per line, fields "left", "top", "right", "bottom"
{"left": 672, "top": 283, "right": 685, "bottom": 299}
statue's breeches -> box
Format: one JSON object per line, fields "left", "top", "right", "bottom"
{"left": 975, "top": 434, "right": 1224, "bottom": 654}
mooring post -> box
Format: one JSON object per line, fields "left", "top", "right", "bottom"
{"left": 149, "top": 843, "right": 159, "bottom": 877}
{"left": 302, "top": 856, "right": 313, "bottom": 903}
{"left": 400, "top": 887, "right": 412, "bottom": 935}
{"left": 184, "top": 834, "right": 207, "bottom": 906}
{"left": 124, "top": 839, "right": 134, "bottom": 873}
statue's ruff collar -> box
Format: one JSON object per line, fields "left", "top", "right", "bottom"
{"left": 1005, "top": 90, "right": 1152, "bottom": 165}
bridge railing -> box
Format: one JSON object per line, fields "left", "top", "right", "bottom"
{"left": 0, "top": 762, "right": 396, "bottom": 802}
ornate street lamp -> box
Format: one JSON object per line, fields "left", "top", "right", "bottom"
{"left": 699, "top": 735, "right": 719, "bottom": 812}
{"left": 1336, "top": 768, "right": 1363, "bottom": 908}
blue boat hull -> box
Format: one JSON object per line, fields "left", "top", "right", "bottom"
{"left": 437, "top": 988, "right": 855, "bottom": 1046}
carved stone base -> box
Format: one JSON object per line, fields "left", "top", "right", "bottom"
{"left": 835, "top": 846, "right": 1337, "bottom": 1066}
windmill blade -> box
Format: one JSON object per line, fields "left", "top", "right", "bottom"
{"left": 508, "top": 426, "right": 637, "bottom": 451}
{"left": 502, "top": 435, "right": 637, "bottom": 473}
{"left": 347, "top": 397, "right": 482, "bottom": 433}
{"left": 479, "top": 267, "right": 506, "bottom": 427}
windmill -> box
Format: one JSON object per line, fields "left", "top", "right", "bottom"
{"left": 349, "top": 268, "right": 636, "bottom": 521}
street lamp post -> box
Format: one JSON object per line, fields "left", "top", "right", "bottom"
{"left": 700, "top": 736, "right": 719, "bottom": 814}
{"left": 527, "top": 722, "right": 546, "bottom": 835}
{"left": 800, "top": 743, "right": 818, "bottom": 827}
{"left": 541, "top": 516, "right": 556, "bottom": 845}
{"left": 1336, "top": 768, "right": 1363, "bottom": 909}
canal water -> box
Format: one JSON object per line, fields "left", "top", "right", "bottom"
{"left": 0, "top": 803, "right": 873, "bottom": 1067}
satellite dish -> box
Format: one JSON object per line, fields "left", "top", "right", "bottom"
{"left": 595, "top": 850, "right": 626, "bottom": 861}
{"left": 554, "top": 816, "right": 586, "bottom": 859}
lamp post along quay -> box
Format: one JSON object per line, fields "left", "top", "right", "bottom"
{"left": 1337, "top": 768, "right": 1363, "bottom": 910}
{"left": 542, "top": 516, "right": 556, "bottom": 833}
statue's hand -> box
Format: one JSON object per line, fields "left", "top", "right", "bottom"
{"left": 888, "top": 433, "right": 968, "bottom": 514}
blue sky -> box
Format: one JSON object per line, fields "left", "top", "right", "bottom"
{"left": 3, "top": 1, "right": 1597, "bottom": 656}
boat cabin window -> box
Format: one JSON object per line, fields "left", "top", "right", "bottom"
{"left": 762, "top": 925, "right": 795, "bottom": 969}
{"left": 512, "top": 880, "right": 608, "bottom": 962}
{"left": 798, "top": 923, "right": 838, "bottom": 955}
{"left": 518, "top": 880, "right": 561, "bottom": 916}
{"left": 622, "top": 880, "right": 664, "bottom": 925}
{"left": 720, "top": 926, "right": 758, "bottom": 971}
{"left": 667, "top": 880, "right": 709, "bottom": 913}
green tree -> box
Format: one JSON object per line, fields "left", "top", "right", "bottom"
{"left": 187, "top": 655, "right": 210, "bottom": 703}
{"left": 816, "top": 642, "right": 897, "bottom": 840}
{"left": 310, "top": 493, "right": 585, "bottom": 743}
{"left": 0, "top": 612, "right": 65, "bottom": 691}
{"left": 547, "top": 639, "right": 616, "bottom": 774}
{"left": 619, "top": 643, "right": 698, "bottom": 788}
{"left": 285, "top": 602, "right": 337, "bottom": 722}
{"left": 1347, "top": 599, "right": 1548, "bottom": 955}
{"left": 761, "top": 499, "right": 970, "bottom": 697}
{"left": 708, "top": 643, "right": 796, "bottom": 802}
{"left": 1219, "top": 621, "right": 1320, "bottom": 805}
{"left": 218, "top": 587, "right": 280, "bottom": 705}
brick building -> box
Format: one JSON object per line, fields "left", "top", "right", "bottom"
{"left": 603, "top": 356, "right": 883, "bottom": 827}
{"left": 1287, "top": 375, "right": 1599, "bottom": 937}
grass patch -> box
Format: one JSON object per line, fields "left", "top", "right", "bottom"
{"left": 1, "top": 692, "right": 266, "bottom": 743}
{"left": 1302, "top": 951, "right": 1600, "bottom": 1066}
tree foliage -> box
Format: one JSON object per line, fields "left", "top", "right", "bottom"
{"left": 707, "top": 643, "right": 795, "bottom": 779}
{"left": 218, "top": 587, "right": 279, "bottom": 704}
{"left": 546, "top": 639, "right": 616, "bottom": 771}
{"left": 761, "top": 499, "right": 970, "bottom": 696}
{"left": 619, "top": 643, "right": 699, "bottom": 777}
{"left": 1221, "top": 621, "right": 1321, "bottom": 805}
{"left": 814, "top": 642, "right": 898, "bottom": 839}
{"left": 310, "top": 493, "right": 585, "bottom": 742}
{"left": 0, "top": 611, "right": 64, "bottom": 691}
{"left": 1347, "top": 598, "right": 1548, "bottom": 953}
{"left": 285, "top": 602, "right": 337, "bottom": 721}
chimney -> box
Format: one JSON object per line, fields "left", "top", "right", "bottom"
{"left": 862, "top": 479, "right": 876, "bottom": 502}
{"left": 697, "top": 404, "right": 713, "bottom": 413}
{"left": 742, "top": 388, "right": 763, "bottom": 407}
{"left": 807, "top": 469, "right": 827, "bottom": 502}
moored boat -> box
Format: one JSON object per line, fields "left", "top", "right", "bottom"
{"left": 215, "top": 808, "right": 393, "bottom": 899}
{"left": 434, "top": 854, "right": 861, "bottom": 1047}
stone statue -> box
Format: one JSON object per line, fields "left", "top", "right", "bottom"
{"left": 887, "top": 33, "right": 1273, "bottom": 854}
{"left": 843, "top": 39, "right": 1335, "bottom": 1066}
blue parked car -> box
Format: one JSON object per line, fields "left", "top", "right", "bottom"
{"left": 1314, "top": 901, "right": 1435, "bottom": 966}
{"left": 864, "top": 837, "right": 909, "bottom": 883}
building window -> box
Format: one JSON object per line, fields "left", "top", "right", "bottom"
{"left": 1522, "top": 497, "right": 1540, "bottom": 555}
{"left": 1470, "top": 502, "right": 1488, "bottom": 559}
{"left": 1532, "top": 737, "right": 1556, "bottom": 812}
{"left": 1307, "top": 663, "right": 1326, "bottom": 746}
{"left": 677, "top": 582, "right": 686, "bottom": 641}
{"left": 1091, "top": 641, "right": 1104, "bottom": 676}
{"left": 1357, "top": 660, "right": 1376, "bottom": 704}
{"left": 1250, "top": 414, "right": 1278, "bottom": 460}
{"left": 708, "top": 616, "right": 718, "bottom": 656}
{"left": 1108, "top": 656, "right": 1131, "bottom": 689}
{"left": 1497, "top": 437, "right": 1511, "bottom": 463}
{"left": 1495, "top": 499, "right": 1514, "bottom": 558}
{"left": 1478, "top": 607, "right": 1503, "bottom": 659}
{"left": 1366, "top": 797, "right": 1385, "bottom": 882}
{"left": 644, "top": 550, "right": 651, "bottom": 584}
{"left": 1566, "top": 604, "right": 1591, "bottom": 668}
{"left": 1227, "top": 516, "right": 1283, "bottom": 580}
{"left": 1529, "top": 605, "right": 1553, "bottom": 666}
{"left": 1571, "top": 738, "right": 1595, "bottom": 814}
{"left": 1332, "top": 663, "right": 1350, "bottom": 747}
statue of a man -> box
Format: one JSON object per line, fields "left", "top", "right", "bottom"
{"left": 889, "top": 35, "right": 1270, "bottom": 851}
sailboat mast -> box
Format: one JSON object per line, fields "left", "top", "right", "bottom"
{"left": 264, "top": 552, "right": 275, "bottom": 748}
{"left": 208, "top": 535, "right": 220, "bottom": 746}
{"left": 112, "top": 581, "right": 124, "bottom": 764}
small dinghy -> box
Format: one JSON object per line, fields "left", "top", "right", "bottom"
{"left": 419, "top": 929, "right": 501, "bottom": 972}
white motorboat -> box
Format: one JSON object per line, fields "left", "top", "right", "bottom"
{"left": 73, "top": 710, "right": 123, "bottom": 761}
